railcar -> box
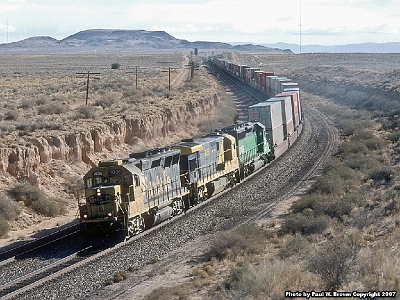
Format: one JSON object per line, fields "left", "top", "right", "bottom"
{"left": 217, "top": 121, "right": 271, "bottom": 179}
{"left": 172, "top": 132, "right": 239, "bottom": 206}
{"left": 79, "top": 147, "right": 188, "bottom": 243}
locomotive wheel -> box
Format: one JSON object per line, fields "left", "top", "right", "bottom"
{"left": 127, "top": 216, "right": 145, "bottom": 237}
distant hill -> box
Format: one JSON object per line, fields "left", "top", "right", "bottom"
{"left": 0, "top": 29, "right": 291, "bottom": 54}
{"left": 261, "top": 42, "right": 400, "bottom": 54}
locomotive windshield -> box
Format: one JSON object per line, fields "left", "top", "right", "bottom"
{"left": 86, "top": 176, "right": 109, "bottom": 188}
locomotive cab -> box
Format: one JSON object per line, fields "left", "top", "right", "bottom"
{"left": 79, "top": 148, "right": 189, "bottom": 244}
{"left": 79, "top": 159, "right": 146, "bottom": 242}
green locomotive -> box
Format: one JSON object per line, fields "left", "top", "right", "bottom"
{"left": 218, "top": 122, "right": 271, "bottom": 179}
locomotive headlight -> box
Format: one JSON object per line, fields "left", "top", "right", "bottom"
{"left": 107, "top": 212, "right": 112, "bottom": 218}
{"left": 83, "top": 214, "right": 88, "bottom": 219}
{"left": 96, "top": 188, "right": 101, "bottom": 197}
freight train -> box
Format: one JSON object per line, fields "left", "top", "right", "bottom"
{"left": 78, "top": 57, "right": 303, "bottom": 244}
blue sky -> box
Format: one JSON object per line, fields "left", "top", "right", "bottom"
{"left": 0, "top": 0, "right": 399, "bottom": 45}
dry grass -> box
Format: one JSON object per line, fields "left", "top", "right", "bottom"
{"left": 0, "top": 54, "right": 218, "bottom": 143}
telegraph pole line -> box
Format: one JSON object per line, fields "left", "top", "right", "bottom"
{"left": 127, "top": 66, "right": 145, "bottom": 89}
{"left": 300, "top": 0, "right": 302, "bottom": 54}
{"left": 185, "top": 60, "right": 199, "bottom": 81}
{"left": 76, "top": 71, "right": 100, "bottom": 105}
{"left": 158, "top": 61, "right": 177, "bottom": 91}
{"left": 161, "top": 66, "right": 177, "bottom": 91}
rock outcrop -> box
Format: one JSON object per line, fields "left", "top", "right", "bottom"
{"left": 0, "top": 94, "right": 220, "bottom": 180}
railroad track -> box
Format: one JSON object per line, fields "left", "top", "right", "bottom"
{"left": 0, "top": 246, "right": 93, "bottom": 300}
{"left": 244, "top": 105, "right": 339, "bottom": 225}
{"left": 0, "top": 223, "right": 79, "bottom": 262}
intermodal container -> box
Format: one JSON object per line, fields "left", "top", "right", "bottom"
{"left": 283, "top": 119, "right": 295, "bottom": 136}
{"left": 233, "top": 64, "right": 240, "bottom": 77}
{"left": 248, "top": 101, "right": 283, "bottom": 130}
{"left": 266, "top": 124, "right": 285, "bottom": 147}
{"left": 239, "top": 65, "right": 249, "bottom": 82}
{"left": 227, "top": 62, "right": 233, "bottom": 73}
{"left": 266, "top": 75, "right": 277, "bottom": 95}
{"left": 280, "top": 82, "right": 299, "bottom": 93}
{"left": 246, "top": 68, "right": 259, "bottom": 85}
{"left": 259, "top": 72, "right": 274, "bottom": 92}
{"left": 266, "top": 96, "right": 293, "bottom": 125}
{"left": 272, "top": 77, "right": 291, "bottom": 96}
{"left": 258, "top": 72, "right": 264, "bottom": 90}
{"left": 255, "top": 70, "right": 264, "bottom": 89}
{"left": 276, "top": 91, "right": 299, "bottom": 120}
{"left": 293, "top": 112, "right": 300, "bottom": 127}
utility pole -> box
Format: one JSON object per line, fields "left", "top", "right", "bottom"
{"left": 76, "top": 71, "right": 101, "bottom": 105}
{"left": 300, "top": 0, "right": 302, "bottom": 54}
{"left": 161, "top": 66, "right": 177, "bottom": 91}
{"left": 158, "top": 61, "right": 177, "bottom": 91}
{"left": 185, "top": 60, "right": 199, "bottom": 81}
{"left": 127, "top": 66, "right": 145, "bottom": 89}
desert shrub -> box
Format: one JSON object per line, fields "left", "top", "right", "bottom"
{"left": 41, "top": 118, "right": 64, "bottom": 130}
{"left": 145, "top": 284, "right": 190, "bottom": 300}
{"left": 112, "top": 271, "right": 129, "bottom": 282}
{"left": 278, "top": 235, "right": 312, "bottom": 259}
{"left": 0, "top": 192, "right": 21, "bottom": 221}
{"left": 94, "top": 95, "right": 115, "bottom": 109}
{"left": 352, "top": 130, "right": 381, "bottom": 151}
{"left": 206, "top": 223, "right": 266, "bottom": 261}
{"left": 339, "top": 141, "right": 368, "bottom": 158}
{"left": 36, "top": 98, "right": 48, "bottom": 106}
{"left": 311, "top": 173, "right": 343, "bottom": 195}
{"left": 315, "top": 198, "right": 355, "bottom": 221}
{"left": 228, "top": 260, "right": 317, "bottom": 299}
{"left": 387, "top": 131, "right": 400, "bottom": 142}
{"left": 0, "top": 217, "right": 10, "bottom": 238}
{"left": 369, "top": 168, "right": 393, "bottom": 185}
{"left": 311, "top": 163, "right": 358, "bottom": 195}
{"left": 20, "top": 99, "right": 34, "bottom": 109}
{"left": 94, "top": 98, "right": 112, "bottom": 109}
{"left": 37, "top": 102, "right": 66, "bottom": 115}
{"left": 0, "top": 122, "right": 16, "bottom": 135}
{"left": 75, "top": 105, "right": 97, "bottom": 119}
{"left": 290, "top": 193, "right": 324, "bottom": 213}
{"left": 105, "top": 271, "right": 129, "bottom": 286}
{"left": 338, "top": 119, "right": 362, "bottom": 136}
{"left": 9, "top": 183, "right": 65, "bottom": 217}
{"left": 111, "top": 63, "right": 120, "bottom": 69}
{"left": 281, "top": 213, "right": 330, "bottom": 235}
{"left": 30, "top": 197, "right": 65, "bottom": 217}
{"left": 307, "top": 239, "right": 359, "bottom": 291}
{"left": 4, "top": 110, "right": 19, "bottom": 121}
{"left": 343, "top": 154, "right": 379, "bottom": 172}
{"left": 16, "top": 120, "right": 39, "bottom": 133}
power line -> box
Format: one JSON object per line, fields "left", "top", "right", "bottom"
{"left": 300, "top": 0, "right": 302, "bottom": 54}
{"left": 127, "top": 66, "right": 145, "bottom": 89}
{"left": 76, "top": 71, "right": 101, "bottom": 105}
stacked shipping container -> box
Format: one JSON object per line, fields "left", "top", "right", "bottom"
{"left": 210, "top": 57, "right": 303, "bottom": 158}
{"left": 267, "top": 96, "right": 294, "bottom": 137}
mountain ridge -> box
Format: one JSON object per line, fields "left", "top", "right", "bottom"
{"left": 0, "top": 29, "right": 292, "bottom": 54}
{"left": 261, "top": 41, "right": 400, "bottom": 53}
